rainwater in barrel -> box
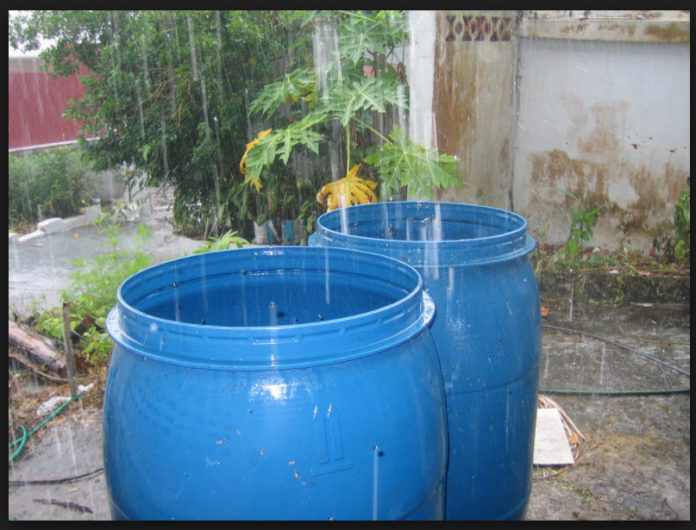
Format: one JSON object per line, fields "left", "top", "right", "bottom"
{"left": 309, "top": 201, "right": 541, "bottom": 520}
{"left": 103, "top": 246, "right": 447, "bottom": 520}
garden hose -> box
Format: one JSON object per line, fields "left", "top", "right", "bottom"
{"left": 539, "top": 323, "right": 690, "bottom": 396}
{"left": 8, "top": 392, "right": 84, "bottom": 463}
{"left": 539, "top": 387, "right": 689, "bottom": 396}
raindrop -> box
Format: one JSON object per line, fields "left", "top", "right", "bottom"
{"left": 269, "top": 301, "right": 278, "bottom": 326}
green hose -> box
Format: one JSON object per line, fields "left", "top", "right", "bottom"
{"left": 539, "top": 387, "right": 689, "bottom": 396}
{"left": 8, "top": 393, "right": 83, "bottom": 463}
{"left": 8, "top": 423, "right": 27, "bottom": 463}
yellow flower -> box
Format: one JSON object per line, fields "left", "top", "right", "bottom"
{"left": 316, "top": 164, "right": 379, "bottom": 211}
{"left": 240, "top": 128, "right": 272, "bottom": 191}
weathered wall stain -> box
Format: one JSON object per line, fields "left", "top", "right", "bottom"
{"left": 598, "top": 23, "right": 637, "bottom": 38}
{"left": 518, "top": 11, "right": 689, "bottom": 43}
{"left": 432, "top": 11, "right": 516, "bottom": 209}
{"left": 644, "top": 22, "right": 690, "bottom": 42}
{"left": 560, "top": 23, "right": 589, "bottom": 35}
{"left": 526, "top": 148, "right": 688, "bottom": 249}
{"left": 520, "top": 82, "right": 689, "bottom": 251}
{"left": 420, "top": 12, "right": 690, "bottom": 251}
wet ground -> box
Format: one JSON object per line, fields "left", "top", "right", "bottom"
{"left": 8, "top": 189, "right": 202, "bottom": 317}
{"left": 7, "top": 192, "right": 690, "bottom": 521}
{"left": 527, "top": 297, "right": 690, "bottom": 521}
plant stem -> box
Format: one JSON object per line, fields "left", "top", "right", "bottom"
{"left": 354, "top": 117, "right": 390, "bottom": 144}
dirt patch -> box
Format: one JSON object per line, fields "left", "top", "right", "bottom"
{"left": 539, "top": 270, "right": 690, "bottom": 305}
{"left": 9, "top": 350, "right": 107, "bottom": 437}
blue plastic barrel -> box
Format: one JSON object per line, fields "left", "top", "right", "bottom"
{"left": 309, "top": 202, "right": 541, "bottom": 520}
{"left": 103, "top": 246, "right": 447, "bottom": 520}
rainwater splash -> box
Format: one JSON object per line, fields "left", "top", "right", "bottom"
{"left": 269, "top": 301, "right": 278, "bottom": 326}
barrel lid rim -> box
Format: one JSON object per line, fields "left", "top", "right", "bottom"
{"left": 108, "top": 246, "right": 432, "bottom": 369}
{"left": 315, "top": 201, "right": 529, "bottom": 248}
{"left": 115, "top": 246, "right": 423, "bottom": 331}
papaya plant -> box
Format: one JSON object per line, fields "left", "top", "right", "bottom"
{"left": 240, "top": 10, "right": 463, "bottom": 209}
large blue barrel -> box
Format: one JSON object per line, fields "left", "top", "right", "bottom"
{"left": 103, "top": 246, "right": 447, "bottom": 520}
{"left": 309, "top": 202, "right": 541, "bottom": 520}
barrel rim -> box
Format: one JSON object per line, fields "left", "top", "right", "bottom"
{"left": 313, "top": 201, "right": 535, "bottom": 265}
{"left": 107, "top": 246, "right": 435, "bottom": 370}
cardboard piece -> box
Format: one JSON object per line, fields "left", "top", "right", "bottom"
{"left": 533, "top": 407, "right": 575, "bottom": 466}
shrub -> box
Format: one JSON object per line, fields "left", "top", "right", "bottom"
{"left": 8, "top": 147, "right": 93, "bottom": 226}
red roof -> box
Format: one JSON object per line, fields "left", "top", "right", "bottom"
{"left": 8, "top": 58, "right": 89, "bottom": 149}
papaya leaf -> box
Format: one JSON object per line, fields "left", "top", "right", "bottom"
{"left": 364, "top": 126, "right": 462, "bottom": 199}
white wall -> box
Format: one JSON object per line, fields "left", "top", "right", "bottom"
{"left": 512, "top": 37, "right": 690, "bottom": 250}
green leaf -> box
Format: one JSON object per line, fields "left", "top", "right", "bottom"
{"left": 674, "top": 239, "right": 688, "bottom": 260}
{"left": 249, "top": 68, "right": 317, "bottom": 119}
{"left": 337, "top": 11, "right": 409, "bottom": 66}
{"left": 243, "top": 120, "right": 327, "bottom": 190}
{"left": 364, "top": 126, "right": 462, "bottom": 199}
{"left": 327, "top": 77, "right": 405, "bottom": 128}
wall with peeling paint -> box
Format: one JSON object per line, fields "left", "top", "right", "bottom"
{"left": 429, "top": 11, "right": 518, "bottom": 209}
{"left": 512, "top": 37, "right": 690, "bottom": 252}
{"left": 408, "top": 10, "right": 690, "bottom": 252}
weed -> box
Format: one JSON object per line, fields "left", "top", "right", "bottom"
{"left": 576, "top": 486, "right": 596, "bottom": 502}
{"left": 561, "top": 189, "right": 600, "bottom": 260}
{"left": 193, "top": 230, "right": 249, "bottom": 253}
{"left": 673, "top": 185, "right": 689, "bottom": 260}
{"left": 34, "top": 219, "right": 152, "bottom": 364}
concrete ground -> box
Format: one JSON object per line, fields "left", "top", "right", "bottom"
{"left": 8, "top": 296, "right": 689, "bottom": 521}
{"left": 526, "top": 298, "right": 690, "bottom": 521}
{"left": 7, "top": 190, "right": 690, "bottom": 521}
{"left": 8, "top": 186, "right": 203, "bottom": 317}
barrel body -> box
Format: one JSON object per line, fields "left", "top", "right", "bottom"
{"left": 104, "top": 246, "right": 447, "bottom": 520}
{"left": 310, "top": 202, "right": 542, "bottom": 520}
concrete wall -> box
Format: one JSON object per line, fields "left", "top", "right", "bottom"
{"left": 407, "top": 10, "right": 690, "bottom": 252}
{"left": 513, "top": 12, "right": 690, "bottom": 252}
{"left": 430, "top": 11, "right": 518, "bottom": 209}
